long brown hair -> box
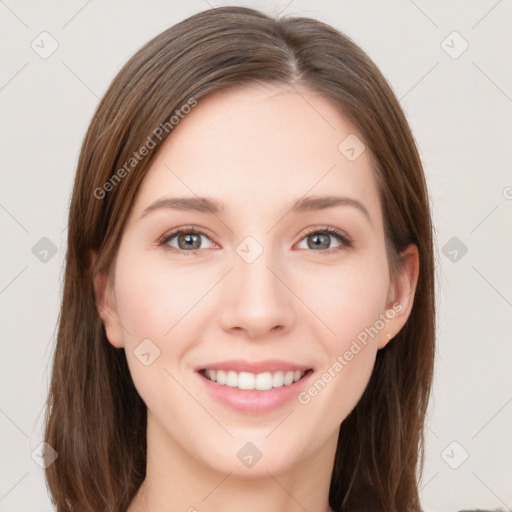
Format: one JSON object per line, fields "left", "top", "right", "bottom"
{"left": 43, "top": 6, "right": 435, "bottom": 511}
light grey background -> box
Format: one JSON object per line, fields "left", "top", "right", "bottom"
{"left": 1, "top": 1, "right": 511, "bottom": 511}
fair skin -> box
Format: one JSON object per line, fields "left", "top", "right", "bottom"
{"left": 93, "top": 84, "right": 419, "bottom": 512}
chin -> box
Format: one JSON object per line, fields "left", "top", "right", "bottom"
{"left": 192, "top": 434, "right": 308, "bottom": 477}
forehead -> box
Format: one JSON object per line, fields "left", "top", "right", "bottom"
{"left": 130, "top": 84, "right": 382, "bottom": 223}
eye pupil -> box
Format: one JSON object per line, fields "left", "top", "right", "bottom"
{"left": 179, "top": 233, "right": 201, "bottom": 250}
{"left": 308, "top": 233, "right": 330, "bottom": 250}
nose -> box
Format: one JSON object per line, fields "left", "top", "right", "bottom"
{"left": 218, "top": 246, "right": 297, "bottom": 340}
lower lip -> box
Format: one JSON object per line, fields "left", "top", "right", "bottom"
{"left": 197, "top": 370, "right": 314, "bottom": 415}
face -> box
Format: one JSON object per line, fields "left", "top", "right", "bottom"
{"left": 94, "top": 84, "right": 418, "bottom": 477}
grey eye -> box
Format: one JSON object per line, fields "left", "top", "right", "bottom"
{"left": 166, "top": 231, "right": 215, "bottom": 251}
{"left": 297, "top": 232, "right": 343, "bottom": 251}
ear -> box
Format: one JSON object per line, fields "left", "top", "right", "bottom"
{"left": 90, "top": 251, "right": 125, "bottom": 349}
{"left": 378, "top": 244, "right": 420, "bottom": 349}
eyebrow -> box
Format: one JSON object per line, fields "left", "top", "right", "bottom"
{"left": 140, "top": 194, "right": 371, "bottom": 223}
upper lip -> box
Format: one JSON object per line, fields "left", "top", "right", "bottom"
{"left": 195, "top": 359, "right": 313, "bottom": 374}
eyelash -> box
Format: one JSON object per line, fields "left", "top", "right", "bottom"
{"left": 157, "top": 225, "right": 353, "bottom": 256}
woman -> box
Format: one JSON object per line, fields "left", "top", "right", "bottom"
{"left": 43, "top": 6, "right": 435, "bottom": 511}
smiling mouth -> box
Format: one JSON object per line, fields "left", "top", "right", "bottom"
{"left": 198, "top": 368, "right": 314, "bottom": 391}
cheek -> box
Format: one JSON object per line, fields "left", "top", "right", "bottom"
{"left": 113, "top": 258, "right": 197, "bottom": 429}
{"left": 114, "top": 252, "right": 206, "bottom": 345}
{"left": 111, "top": 253, "right": 187, "bottom": 382}
{"left": 293, "top": 256, "right": 388, "bottom": 420}
{"left": 297, "top": 254, "right": 390, "bottom": 343}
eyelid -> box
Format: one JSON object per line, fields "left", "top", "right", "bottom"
{"left": 157, "top": 225, "right": 218, "bottom": 253}
{"left": 158, "top": 224, "right": 353, "bottom": 254}
{"left": 297, "top": 225, "right": 353, "bottom": 251}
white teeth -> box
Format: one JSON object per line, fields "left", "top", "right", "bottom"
{"left": 255, "top": 372, "right": 273, "bottom": 390}
{"left": 216, "top": 370, "right": 226, "bottom": 385}
{"left": 203, "top": 369, "right": 308, "bottom": 390}
{"left": 238, "top": 372, "right": 255, "bottom": 390}
{"left": 226, "top": 371, "right": 238, "bottom": 387}
{"left": 283, "top": 371, "right": 294, "bottom": 386}
{"left": 272, "top": 371, "right": 284, "bottom": 388}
